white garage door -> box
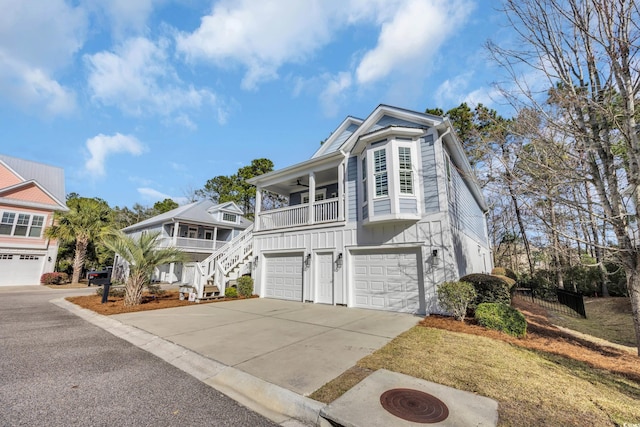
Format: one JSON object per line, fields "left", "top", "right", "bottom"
{"left": 264, "top": 253, "right": 303, "bottom": 301}
{"left": 0, "top": 254, "right": 45, "bottom": 286}
{"left": 352, "top": 249, "right": 422, "bottom": 313}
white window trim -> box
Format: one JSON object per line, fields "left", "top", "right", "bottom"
{"left": 0, "top": 211, "right": 46, "bottom": 238}
{"left": 222, "top": 212, "right": 238, "bottom": 223}
{"left": 372, "top": 147, "right": 389, "bottom": 198}
{"left": 301, "top": 189, "right": 327, "bottom": 204}
{"left": 362, "top": 136, "right": 421, "bottom": 221}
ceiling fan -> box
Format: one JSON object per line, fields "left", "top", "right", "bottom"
{"left": 292, "top": 179, "right": 309, "bottom": 187}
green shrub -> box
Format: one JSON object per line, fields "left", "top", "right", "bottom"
{"left": 460, "top": 273, "right": 511, "bottom": 312}
{"left": 95, "top": 286, "right": 126, "bottom": 298}
{"left": 225, "top": 287, "right": 238, "bottom": 298}
{"left": 437, "top": 281, "right": 476, "bottom": 321}
{"left": 475, "top": 303, "right": 527, "bottom": 338}
{"left": 237, "top": 276, "right": 254, "bottom": 297}
{"left": 40, "top": 272, "right": 69, "bottom": 285}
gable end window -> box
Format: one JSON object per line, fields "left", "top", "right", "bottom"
{"left": 398, "top": 146, "right": 413, "bottom": 194}
{"left": 373, "top": 148, "right": 388, "bottom": 197}
{"left": 222, "top": 212, "right": 237, "bottom": 222}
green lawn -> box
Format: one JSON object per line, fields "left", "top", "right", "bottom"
{"left": 311, "top": 326, "right": 640, "bottom": 426}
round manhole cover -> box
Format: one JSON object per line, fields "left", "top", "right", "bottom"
{"left": 380, "top": 388, "right": 449, "bottom": 423}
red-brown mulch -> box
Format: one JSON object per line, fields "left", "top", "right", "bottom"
{"left": 419, "top": 297, "right": 640, "bottom": 383}
{"left": 67, "top": 290, "right": 257, "bottom": 315}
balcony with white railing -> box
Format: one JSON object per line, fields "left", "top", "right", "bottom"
{"left": 257, "top": 198, "right": 341, "bottom": 231}
{"left": 158, "top": 237, "right": 227, "bottom": 252}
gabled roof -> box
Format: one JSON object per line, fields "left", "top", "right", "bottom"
{"left": 0, "top": 154, "right": 68, "bottom": 211}
{"left": 311, "top": 116, "right": 363, "bottom": 158}
{"left": 248, "top": 104, "right": 488, "bottom": 212}
{"left": 122, "top": 199, "right": 252, "bottom": 232}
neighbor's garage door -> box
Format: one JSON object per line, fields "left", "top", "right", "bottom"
{"left": 264, "top": 253, "right": 303, "bottom": 301}
{"left": 0, "top": 254, "right": 45, "bottom": 286}
{"left": 351, "top": 249, "right": 421, "bottom": 313}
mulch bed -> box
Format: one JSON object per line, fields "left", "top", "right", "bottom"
{"left": 419, "top": 297, "right": 640, "bottom": 383}
{"left": 67, "top": 290, "right": 257, "bottom": 315}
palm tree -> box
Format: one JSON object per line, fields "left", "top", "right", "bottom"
{"left": 45, "top": 197, "right": 112, "bottom": 284}
{"left": 102, "top": 230, "right": 185, "bottom": 306}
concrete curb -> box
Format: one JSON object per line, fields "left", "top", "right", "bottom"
{"left": 51, "top": 298, "right": 325, "bottom": 426}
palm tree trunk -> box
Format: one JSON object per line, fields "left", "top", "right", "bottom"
{"left": 125, "top": 272, "right": 146, "bottom": 306}
{"left": 71, "top": 239, "right": 89, "bottom": 284}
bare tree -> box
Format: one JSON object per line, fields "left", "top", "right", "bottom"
{"left": 489, "top": 0, "right": 640, "bottom": 354}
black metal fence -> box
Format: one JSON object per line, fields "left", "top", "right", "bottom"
{"left": 514, "top": 287, "right": 587, "bottom": 318}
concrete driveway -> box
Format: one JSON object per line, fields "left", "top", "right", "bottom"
{"left": 112, "top": 298, "right": 420, "bottom": 395}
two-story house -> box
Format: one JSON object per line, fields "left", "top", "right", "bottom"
{"left": 245, "top": 105, "right": 491, "bottom": 315}
{"left": 120, "top": 200, "right": 251, "bottom": 284}
{"left": 0, "top": 154, "right": 68, "bottom": 286}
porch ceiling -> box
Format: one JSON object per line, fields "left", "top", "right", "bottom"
{"left": 254, "top": 159, "right": 343, "bottom": 195}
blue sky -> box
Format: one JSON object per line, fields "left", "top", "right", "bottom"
{"left": 0, "top": 0, "right": 515, "bottom": 208}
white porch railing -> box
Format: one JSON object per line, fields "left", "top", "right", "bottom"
{"left": 158, "top": 237, "right": 226, "bottom": 252}
{"left": 192, "top": 224, "right": 254, "bottom": 298}
{"left": 257, "top": 198, "right": 340, "bottom": 230}
{"left": 259, "top": 204, "right": 309, "bottom": 229}
{"left": 314, "top": 199, "right": 338, "bottom": 224}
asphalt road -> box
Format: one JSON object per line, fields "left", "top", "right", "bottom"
{"left": 0, "top": 287, "right": 279, "bottom": 427}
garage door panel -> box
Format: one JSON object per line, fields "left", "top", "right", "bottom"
{"left": 0, "top": 254, "right": 45, "bottom": 286}
{"left": 264, "top": 254, "right": 303, "bottom": 302}
{"left": 351, "top": 249, "right": 421, "bottom": 313}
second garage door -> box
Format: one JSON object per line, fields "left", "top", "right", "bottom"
{"left": 0, "top": 253, "right": 45, "bottom": 286}
{"left": 264, "top": 253, "right": 303, "bottom": 301}
{"left": 351, "top": 249, "right": 422, "bottom": 313}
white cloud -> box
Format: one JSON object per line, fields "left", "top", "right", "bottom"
{"left": 320, "top": 72, "right": 353, "bottom": 117}
{"left": 0, "top": 0, "right": 86, "bottom": 115}
{"left": 85, "top": 133, "right": 144, "bottom": 177}
{"left": 177, "top": 0, "right": 336, "bottom": 90}
{"left": 137, "top": 187, "right": 188, "bottom": 205}
{"left": 85, "top": 36, "right": 222, "bottom": 124}
{"left": 96, "top": 0, "right": 156, "bottom": 37}
{"left": 434, "top": 72, "right": 473, "bottom": 106}
{"left": 355, "top": 0, "right": 473, "bottom": 85}
{"left": 176, "top": 0, "right": 474, "bottom": 113}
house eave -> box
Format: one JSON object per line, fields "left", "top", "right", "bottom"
{"left": 0, "top": 196, "right": 69, "bottom": 212}
{"left": 247, "top": 151, "right": 346, "bottom": 189}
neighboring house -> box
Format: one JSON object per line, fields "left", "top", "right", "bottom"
{"left": 243, "top": 105, "right": 492, "bottom": 315}
{"left": 119, "top": 200, "right": 251, "bottom": 283}
{"left": 0, "top": 154, "right": 68, "bottom": 286}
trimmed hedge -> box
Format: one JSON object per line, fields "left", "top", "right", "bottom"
{"left": 40, "top": 272, "right": 69, "bottom": 285}
{"left": 225, "top": 287, "right": 238, "bottom": 298}
{"left": 475, "top": 303, "right": 527, "bottom": 338}
{"left": 437, "top": 281, "right": 476, "bottom": 321}
{"left": 237, "top": 276, "right": 254, "bottom": 298}
{"left": 460, "top": 273, "right": 511, "bottom": 311}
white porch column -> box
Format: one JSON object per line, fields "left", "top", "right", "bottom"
{"left": 308, "top": 172, "right": 316, "bottom": 225}
{"left": 213, "top": 226, "right": 218, "bottom": 249}
{"left": 168, "top": 263, "right": 175, "bottom": 283}
{"left": 173, "top": 221, "right": 179, "bottom": 245}
{"left": 254, "top": 186, "right": 262, "bottom": 231}
{"left": 338, "top": 161, "right": 345, "bottom": 221}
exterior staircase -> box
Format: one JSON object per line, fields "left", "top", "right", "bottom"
{"left": 182, "top": 224, "right": 254, "bottom": 299}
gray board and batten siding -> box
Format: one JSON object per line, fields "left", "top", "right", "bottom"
{"left": 449, "top": 164, "right": 487, "bottom": 244}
